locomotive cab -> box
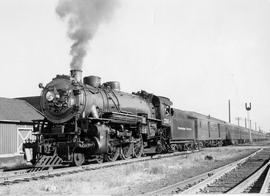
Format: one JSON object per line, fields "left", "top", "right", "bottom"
{"left": 134, "top": 90, "right": 173, "bottom": 125}
{"left": 157, "top": 96, "right": 173, "bottom": 127}
{"left": 149, "top": 95, "right": 173, "bottom": 153}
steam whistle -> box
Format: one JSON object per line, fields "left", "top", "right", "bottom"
{"left": 245, "top": 102, "right": 251, "bottom": 111}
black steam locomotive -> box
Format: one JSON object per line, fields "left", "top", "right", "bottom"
{"left": 23, "top": 70, "right": 177, "bottom": 166}
{"left": 23, "top": 70, "right": 266, "bottom": 167}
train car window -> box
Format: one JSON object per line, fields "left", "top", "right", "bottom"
{"left": 208, "top": 122, "right": 210, "bottom": 137}
{"left": 165, "top": 105, "right": 170, "bottom": 116}
{"left": 170, "top": 108, "right": 174, "bottom": 116}
{"left": 218, "top": 124, "right": 221, "bottom": 137}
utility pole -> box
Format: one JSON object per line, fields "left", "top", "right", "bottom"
{"left": 245, "top": 118, "right": 247, "bottom": 128}
{"left": 255, "top": 122, "right": 257, "bottom": 131}
{"left": 235, "top": 117, "right": 241, "bottom": 140}
{"left": 228, "top": 100, "right": 231, "bottom": 123}
{"left": 235, "top": 117, "right": 241, "bottom": 126}
{"left": 245, "top": 102, "right": 252, "bottom": 143}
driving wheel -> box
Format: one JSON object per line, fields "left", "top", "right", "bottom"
{"left": 133, "top": 137, "right": 144, "bottom": 158}
{"left": 120, "top": 143, "right": 133, "bottom": 160}
{"left": 104, "top": 145, "right": 120, "bottom": 162}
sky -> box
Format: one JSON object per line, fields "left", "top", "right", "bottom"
{"left": 0, "top": 0, "right": 269, "bottom": 132}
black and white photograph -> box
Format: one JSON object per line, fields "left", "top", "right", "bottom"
{"left": 0, "top": 0, "right": 270, "bottom": 195}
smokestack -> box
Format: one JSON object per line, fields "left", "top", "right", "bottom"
{"left": 70, "top": 69, "right": 82, "bottom": 82}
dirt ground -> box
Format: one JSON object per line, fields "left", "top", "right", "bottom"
{"left": 0, "top": 155, "right": 30, "bottom": 171}
{"left": 0, "top": 146, "right": 261, "bottom": 195}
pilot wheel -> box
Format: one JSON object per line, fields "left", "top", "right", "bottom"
{"left": 73, "top": 152, "right": 85, "bottom": 166}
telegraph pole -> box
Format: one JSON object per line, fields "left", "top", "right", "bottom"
{"left": 255, "top": 122, "right": 257, "bottom": 131}
{"left": 228, "top": 100, "right": 231, "bottom": 123}
{"left": 235, "top": 117, "right": 241, "bottom": 126}
{"left": 245, "top": 102, "right": 252, "bottom": 143}
{"left": 235, "top": 117, "right": 241, "bottom": 140}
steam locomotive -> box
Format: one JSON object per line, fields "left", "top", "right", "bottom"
{"left": 23, "top": 70, "right": 266, "bottom": 167}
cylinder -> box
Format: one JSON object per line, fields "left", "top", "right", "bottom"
{"left": 83, "top": 76, "right": 101, "bottom": 88}
{"left": 104, "top": 81, "right": 120, "bottom": 91}
{"left": 70, "top": 69, "right": 82, "bottom": 82}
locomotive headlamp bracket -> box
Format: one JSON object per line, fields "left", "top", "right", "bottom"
{"left": 39, "top": 83, "right": 44, "bottom": 89}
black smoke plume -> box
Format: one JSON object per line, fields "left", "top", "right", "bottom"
{"left": 56, "top": 0, "right": 118, "bottom": 70}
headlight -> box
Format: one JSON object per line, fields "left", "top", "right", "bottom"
{"left": 45, "top": 91, "right": 55, "bottom": 101}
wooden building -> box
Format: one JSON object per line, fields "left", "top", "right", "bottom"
{"left": 0, "top": 97, "right": 43, "bottom": 156}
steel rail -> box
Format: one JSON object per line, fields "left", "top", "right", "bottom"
{"left": 0, "top": 169, "right": 28, "bottom": 178}
{"left": 181, "top": 148, "right": 262, "bottom": 194}
{"left": 146, "top": 148, "right": 262, "bottom": 195}
{"left": 0, "top": 150, "right": 196, "bottom": 185}
{"left": 227, "top": 160, "right": 270, "bottom": 193}
{"left": 260, "top": 165, "right": 270, "bottom": 193}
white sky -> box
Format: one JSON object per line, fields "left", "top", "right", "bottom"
{"left": 0, "top": 0, "right": 269, "bottom": 132}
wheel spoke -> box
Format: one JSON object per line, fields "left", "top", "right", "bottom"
{"left": 95, "top": 154, "right": 104, "bottom": 163}
{"left": 105, "top": 145, "right": 120, "bottom": 162}
{"left": 121, "top": 143, "right": 133, "bottom": 160}
{"left": 133, "top": 137, "right": 144, "bottom": 158}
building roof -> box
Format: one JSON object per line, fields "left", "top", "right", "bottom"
{"left": 17, "top": 96, "right": 41, "bottom": 112}
{"left": 0, "top": 97, "right": 43, "bottom": 123}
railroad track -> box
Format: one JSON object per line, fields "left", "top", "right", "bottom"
{"left": 227, "top": 160, "right": 270, "bottom": 193}
{"left": 195, "top": 147, "right": 270, "bottom": 194}
{"left": 0, "top": 150, "right": 196, "bottom": 186}
{"left": 260, "top": 164, "right": 270, "bottom": 193}
{"left": 147, "top": 148, "right": 270, "bottom": 195}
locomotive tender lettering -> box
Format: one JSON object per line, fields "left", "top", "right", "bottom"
{"left": 177, "top": 127, "right": 192, "bottom": 131}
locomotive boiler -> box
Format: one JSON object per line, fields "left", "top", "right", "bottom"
{"left": 24, "top": 69, "right": 174, "bottom": 166}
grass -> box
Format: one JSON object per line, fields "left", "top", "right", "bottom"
{"left": 0, "top": 146, "right": 259, "bottom": 195}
